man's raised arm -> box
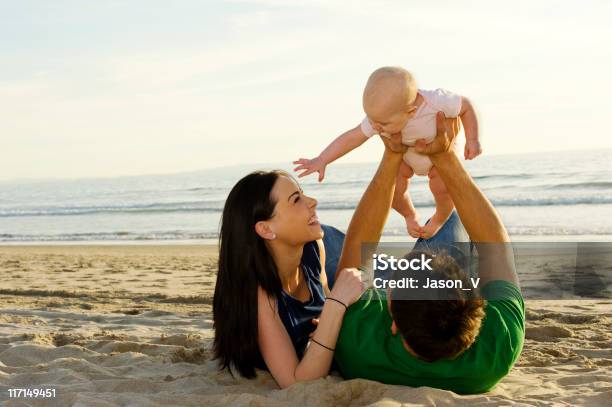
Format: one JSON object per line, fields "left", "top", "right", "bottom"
{"left": 336, "top": 136, "right": 406, "bottom": 274}
{"left": 416, "top": 112, "right": 518, "bottom": 286}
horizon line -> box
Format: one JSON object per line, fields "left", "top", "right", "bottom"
{"left": 1, "top": 146, "right": 610, "bottom": 184}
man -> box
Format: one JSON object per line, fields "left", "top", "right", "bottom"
{"left": 323, "top": 113, "right": 524, "bottom": 394}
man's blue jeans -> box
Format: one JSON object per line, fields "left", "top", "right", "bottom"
{"left": 322, "top": 211, "right": 474, "bottom": 289}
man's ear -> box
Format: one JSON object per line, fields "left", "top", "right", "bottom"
{"left": 255, "top": 221, "right": 276, "bottom": 240}
{"left": 391, "top": 321, "right": 416, "bottom": 356}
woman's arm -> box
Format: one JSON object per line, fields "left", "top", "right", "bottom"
{"left": 258, "top": 238, "right": 362, "bottom": 389}
{"left": 257, "top": 286, "right": 347, "bottom": 388}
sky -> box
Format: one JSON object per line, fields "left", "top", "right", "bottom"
{"left": 1, "top": 0, "right": 611, "bottom": 181}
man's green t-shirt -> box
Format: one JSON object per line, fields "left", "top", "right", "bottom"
{"left": 334, "top": 280, "right": 525, "bottom": 394}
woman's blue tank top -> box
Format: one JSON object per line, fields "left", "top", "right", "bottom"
{"left": 276, "top": 240, "right": 325, "bottom": 358}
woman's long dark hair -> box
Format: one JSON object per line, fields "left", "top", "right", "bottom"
{"left": 213, "top": 170, "right": 286, "bottom": 377}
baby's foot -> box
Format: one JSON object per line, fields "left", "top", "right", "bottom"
{"left": 421, "top": 213, "right": 449, "bottom": 239}
{"left": 405, "top": 216, "right": 422, "bottom": 238}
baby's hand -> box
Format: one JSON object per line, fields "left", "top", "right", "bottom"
{"left": 464, "top": 140, "right": 482, "bottom": 160}
{"left": 293, "top": 156, "right": 327, "bottom": 182}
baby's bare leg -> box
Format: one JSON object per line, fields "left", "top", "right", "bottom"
{"left": 421, "top": 166, "right": 455, "bottom": 239}
{"left": 393, "top": 161, "right": 422, "bottom": 238}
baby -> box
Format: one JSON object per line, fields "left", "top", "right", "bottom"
{"left": 293, "top": 66, "right": 482, "bottom": 238}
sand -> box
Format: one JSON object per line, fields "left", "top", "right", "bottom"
{"left": 0, "top": 245, "right": 610, "bottom": 406}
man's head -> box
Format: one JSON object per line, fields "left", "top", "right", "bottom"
{"left": 388, "top": 251, "right": 485, "bottom": 362}
{"left": 363, "top": 66, "right": 418, "bottom": 135}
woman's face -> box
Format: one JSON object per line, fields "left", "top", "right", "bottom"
{"left": 268, "top": 175, "right": 323, "bottom": 245}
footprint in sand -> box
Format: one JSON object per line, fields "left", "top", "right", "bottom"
{"left": 568, "top": 304, "right": 596, "bottom": 311}
{"left": 526, "top": 326, "right": 573, "bottom": 342}
{"left": 558, "top": 314, "right": 598, "bottom": 324}
{"left": 104, "top": 269, "right": 126, "bottom": 274}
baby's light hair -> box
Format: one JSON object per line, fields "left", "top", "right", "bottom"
{"left": 363, "top": 67, "right": 418, "bottom": 113}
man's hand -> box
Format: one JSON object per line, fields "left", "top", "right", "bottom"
{"left": 415, "top": 112, "right": 461, "bottom": 156}
{"left": 293, "top": 156, "right": 327, "bottom": 182}
{"left": 380, "top": 132, "right": 407, "bottom": 154}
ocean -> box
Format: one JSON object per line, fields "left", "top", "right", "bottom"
{"left": 1, "top": 149, "right": 611, "bottom": 244}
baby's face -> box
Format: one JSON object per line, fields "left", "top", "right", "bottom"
{"left": 365, "top": 102, "right": 417, "bottom": 136}
{"left": 363, "top": 70, "right": 418, "bottom": 136}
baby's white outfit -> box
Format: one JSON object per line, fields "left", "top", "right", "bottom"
{"left": 361, "top": 88, "right": 462, "bottom": 176}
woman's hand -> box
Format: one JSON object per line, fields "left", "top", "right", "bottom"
{"left": 329, "top": 268, "right": 364, "bottom": 307}
{"left": 415, "top": 112, "right": 461, "bottom": 155}
{"left": 380, "top": 132, "right": 408, "bottom": 154}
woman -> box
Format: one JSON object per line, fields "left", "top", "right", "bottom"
{"left": 213, "top": 169, "right": 363, "bottom": 388}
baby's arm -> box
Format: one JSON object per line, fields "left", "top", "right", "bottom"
{"left": 293, "top": 125, "right": 368, "bottom": 181}
{"left": 459, "top": 97, "right": 482, "bottom": 160}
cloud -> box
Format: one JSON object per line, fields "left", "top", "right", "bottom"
{"left": 1, "top": 0, "right": 611, "bottom": 180}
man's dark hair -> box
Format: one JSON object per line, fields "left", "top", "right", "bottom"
{"left": 389, "top": 250, "right": 485, "bottom": 362}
